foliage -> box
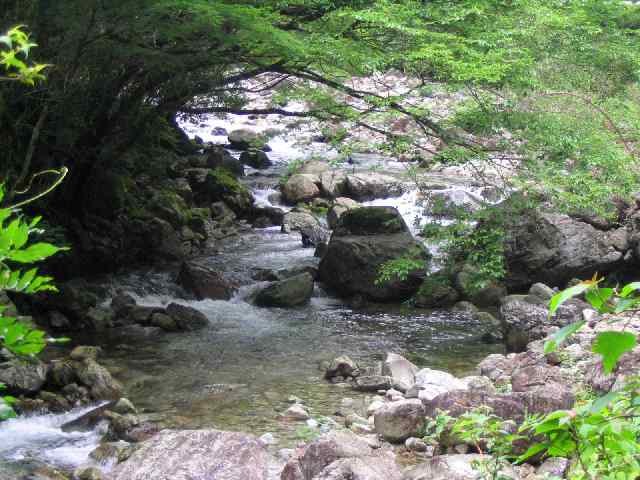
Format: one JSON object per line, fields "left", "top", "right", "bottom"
{"left": 518, "top": 277, "right": 640, "bottom": 479}
{"left": 544, "top": 276, "right": 639, "bottom": 374}
{"left": 375, "top": 247, "right": 427, "bottom": 285}
{"left": 423, "top": 407, "right": 521, "bottom": 480}
{"left": 420, "top": 203, "right": 508, "bottom": 294}
{"left": 0, "top": 25, "right": 48, "bottom": 85}
{"left": 519, "top": 379, "right": 640, "bottom": 479}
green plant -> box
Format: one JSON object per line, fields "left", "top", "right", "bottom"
{"left": 423, "top": 407, "right": 521, "bottom": 480}
{"left": 376, "top": 247, "right": 427, "bottom": 285}
{"left": 519, "top": 379, "right": 640, "bottom": 479}
{"left": 516, "top": 277, "right": 640, "bottom": 479}
{"left": 0, "top": 25, "right": 49, "bottom": 85}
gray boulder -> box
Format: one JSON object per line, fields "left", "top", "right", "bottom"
{"left": 177, "top": 261, "right": 238, "bottom": 300}
{"left": 0, "top": 358, "right": 48, "bottom": 395}
{"left": 254, "top": 273, "right": 314, "bottom": 307}
{"left": 282, "top": 209, "right": 329, "bottom": 248}
{"left": 240, "top": 149, "right": 272, "bottom": 169}
{"left": 282, "top": 174, "right": 321, "bottom": 204}
{"left": 407, "top": 368, "right": 468, "bottom": 402}
{"left": 327, "top": 198, "right": 360, "bottom": 230}
{"left": 319, "top": 171, "right": 348, "bottom": 198}
{"left": 110, "top": 429, "right": 270, "bottom": 480}
{"left": 73, "top": 359, "right": 122, "bottom": 400}
{"left": 504, "top": 210, "right": 628, "bottom": 290}
{"left": 344, "top": 173, "right": 404, "bottom": 201}
{"left": 281, "top": 430, "right": 398, "bottom": 480}
{"left": 228, "top": 129, "right": 267, "bottom": 150}
{"left": 165, "top": 303, "right": 209, "bottom": 331}
{"left": 207, "top": 146, "right": 244, "bottom": 176}
{"left": 318, "top": 207, "right": 428, "bottom": 302}
{"left": 382, "top": 353, "right": 418, "bottom": 393}
{"left": 499, "top": 294, "right": 588, "bottom": 352}
{"left": 373, "top": 399, "right": 425, "bottom": 443}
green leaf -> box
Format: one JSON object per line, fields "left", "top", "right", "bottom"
{"left": 544, "top": 320, "right": 585, "bottom": 354}
{"left": 7, "top": 243, "right": 67, "bottom": 263}
{"left": 549, "top": 282, "right": 593, "bottom": 317}
{"left": 620, "top": 282, "right": 640, "bottom": 298}
{"left": 592, "top": 331, "right": 638, "bottom": 374}
{"left": 585, "top": 288, "right": 614, "bottom": 313}
{"left": 517, "top": 442, "right": 548, "bottom": 462}
{"left": 589, "top": 391, "right": 620, "bottom": 413}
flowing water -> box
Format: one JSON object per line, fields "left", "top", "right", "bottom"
{"left": 0, "top": 113, "right": 503, "bottom": 475}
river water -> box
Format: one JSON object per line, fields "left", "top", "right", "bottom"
{"left": 0, "top": 113, "right": 502, "bottom": 476}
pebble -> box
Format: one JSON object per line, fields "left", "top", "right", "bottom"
{"left": 284, "top": 404, "right": 310, "bottom": 420}
{"left": 405, "top": 437, "right": 428, "bottom": 452}
{"left": 259, "top": 432, "right": 276, "bottom": 445}
{"left": 366, "top": 400, "right": 385, "bottom": 416}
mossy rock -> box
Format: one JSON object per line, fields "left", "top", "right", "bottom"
{"left": 82, "top": 171, "right": 130, "bottom": 219}
{"left": 334, "top": 206, "right": 408, "bottom": 236}
{"left": 149, "top": 191, "right": 190, "bottom": 227}
{"left": 413, "top": 275, "right": 459, "bottom": 308}
{"left": 203, "top": 168, "right": 253, "bottom": 214}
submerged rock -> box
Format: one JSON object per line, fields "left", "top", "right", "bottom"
{"left": 325, "top": 356, "right": 359, "bottom": 380}
{"left": 253, "top": 273, "right": 314, "bottom": 307}
{"left": 110, "top": 429, "right": 270, "bottom": 480}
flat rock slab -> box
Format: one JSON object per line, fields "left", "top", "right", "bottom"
{"left": 109, "top": 429, "right": 270, "bottom": 480}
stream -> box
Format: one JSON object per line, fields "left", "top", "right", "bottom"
{"left": 0, "top": 113, "right": 503, "bottom": 477}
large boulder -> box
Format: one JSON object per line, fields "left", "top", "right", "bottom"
{"left": 327, "top": 198, "right": 360, "bottom": 230}
{"left": 73, "top": 359, "right": 123, "bottom": 400}
{"left": 207, "top": 146, "right": 244, "bottom": 177}
{"left": 165, "top": 303, "right": 210, "bottom": 331}
{"left": 187, "top": 167, "right": 253, "bottom": 215}
{"left": 319, "top": 171, "right": 347, "bottom": 198}
{"left": 382, "top": 353, "right": 418, "bottom": 393}
{"left": 408, "top": 368, "right": 468, "bottom": 403}
{"left": 423, "top": 382, "right": 574, "bottom": 422}
{"left": 228, "top": 129, "right": 267, "bottom": 150}
{"left": 109, "top": 429, "right": 270, "bottom": 480}
{"left": 177, "top": 261, "right": 237, "bottom": 300}
{"left": 427, "top": 189, "right": 482, "bottom": 217}
{"left": 344, "top": 173, "right": 404, "bottom": 201}
{"left": 504, "top": 210, "right": 628, "bottom": 290}
{"left": 318, "top": 207, "right": 428, "bottom": 301}
{"left": 373, "top": 399, "right": 425, "bottom": 443}
{"left": 240, "top": 149, "right": 273, "bottom": 169}
{"left": 253, "top": 273, "right": 315, "bottom": 307}
{"left": 499, "top": 294, "right": 588, "bottom": 352}
{"left": 281, "top": 430, "right": 401, "bottom": 480}
{"left": 283, "top": 174, "right": 321, "bottom": 204}
{"left": 0, "top": 358, "right": 48, "bottom": 395}
{"left": 282, "top": 210, "right": 330, "bottom": 248}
